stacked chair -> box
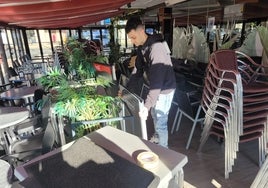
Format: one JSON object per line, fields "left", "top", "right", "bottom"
{"left": 198, "top": 49, "right": 268, "bottom": 179}
{"left": 251, "top": 156, "right": 268, "bottom": 188}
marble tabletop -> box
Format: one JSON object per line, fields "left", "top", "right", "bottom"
{"left": 0, "top": 107, "right": 29, "bottom": 129}
{"left": 15, "top": 126, "right": 188, "bottom": 188}
{"left": 0, "top": 159, "right": 12, "bottom": 188}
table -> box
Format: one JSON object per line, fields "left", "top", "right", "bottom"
{"left": 0, "top": 86, "right": 40, "bottom": 111}
{"left": 0, "top": 107, "right": 29, "bottom": 153}
{"left": 15, "top": 126, "right": 188, "bottom": 188}
{"left": 0, "top": 107, "right": 29, "bottom": 128}
{"left": 0, "top": 159, "right": 12, "bottom": 188}
{"left": 0, "top": 86, "right": 40, "bottom": 100}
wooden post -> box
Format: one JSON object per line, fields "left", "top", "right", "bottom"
{"left": 159, "top": 7, "right": 173, "bottom": 50}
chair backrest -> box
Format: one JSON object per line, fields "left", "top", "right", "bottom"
{"left": 33, "top": 89, "right": 45, "bottom": 115}
{"left": 236, "top": 51, "right": 267, "bottom": 84}
{"left": 41, "top": 120, "right": 56, "bottom": 154}
{"left": 212, "top": 49, "right": 238, "bottom": 70}
{"left": 8, "top": 67, "right": 18, "bottom": 77}
{"left": 119, "top": 74, "right": 129, "bottom": 88}
{"left": 210, "top": 50, "right": 241, "bottom": 90}
{"left": 13, "top": 59, "right": 22, "bottom": 68}
{"left": 9, "top": 95, "right": 56, "bottom": 161}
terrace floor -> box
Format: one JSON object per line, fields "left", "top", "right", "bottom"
{"left": 5, "top": 108, "right": 260, "bottom": 188}
{"left": 167, "top": 104, "right": 260, "bottom": 188}
{"left": 4, "top": 73, "right": 262, "bottom": 188}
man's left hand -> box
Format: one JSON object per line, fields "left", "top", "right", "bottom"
{"left": 139, "top": 106, "right": 148, "bottom": 120}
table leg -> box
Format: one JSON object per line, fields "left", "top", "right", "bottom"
{"left": 176, "top": 169, "right": 184, "bottom": 188}
{"left": 23, "top": 96, "right": 34, "bottom": 117}
{"left": 0, "top": 130, "right": 8, "bottom": 153}
{"left": 58, "top": 115, "right": 66, "bottom": 146}
{"left": 0, "top": 129, "right": 16, "bottom": 155}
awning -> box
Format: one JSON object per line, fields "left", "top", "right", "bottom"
{"left": 0, "top": 0, "right": 134, "bottom": 28}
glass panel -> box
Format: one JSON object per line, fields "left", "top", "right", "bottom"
{"left": 101, "top": 29, "right": 110, "bottom": 48}
{"left": 81, "top": 29, "right": 91, "bottom": 40}
{"left": 11, "top": 29, "right": 20, "bottom": 61}
{"left": 38, "top": 30, "right": 52, "bottom": 57}
{"left": 19, "top": 30, "right": 25, "bottom": 57}
{"left": 14, "top": 29, "right": 24, "bottom": 58}
{"left": 118, "top": 28, "right": 128, "bottom": 50}
{"left": 61, "top": 29, "right": 70, "bottom": 47}
{"left": 92, "top": 29, "right": 100, "bottom": 40}
{"left": 51, "top": 30, "right": 61, "bottom": 51}
{"left": 26, "top": 29, "right": 40, "bottom": 59}
{"left": 1, "top": 29, "right": 13, "bottom": 67}
{"left": 70, "top": 29, "right": 79, "bottom": 39}
{"left": 145, "top": 28, "right": 154, "bottom": 35}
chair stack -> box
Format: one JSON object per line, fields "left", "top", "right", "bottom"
{"left": 251, "top": 156, "right": 268, "bottom": 188}
{"left": 198, "top": 49, "right": 268, "bottom": 179}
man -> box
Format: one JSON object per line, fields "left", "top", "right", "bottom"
{"left": 125, "top": 17, "right": 176, "bottom": 148}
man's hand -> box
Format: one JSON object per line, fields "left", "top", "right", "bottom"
{"left": 139, "top": 106, "right": 148, "bottom": 120}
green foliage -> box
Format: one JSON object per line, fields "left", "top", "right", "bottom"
{"left": 64, "top": 37, "right": 110, "bottom": 79}
{"left": 38, "top": 38, "right": 121, "bottom": 139}
{"left": 64, "top": 38, "right": 96, "bottom": 80}
{"left": 74, "top": 123, "right": 101, "bottom": 138}
{"left": 53, "top": 81, "right": 121, "bottom": 138}
{"left": 108, "top": 42, "right": 122, "bottom": 65}
{"left": 37, "top": 67, "right": 67, "bottom": 91}
{"left": 54, "top": 94, "right": 121, "bottom": 122}
{"left": 94, "top": 55, "right": 109, "bottom": 64}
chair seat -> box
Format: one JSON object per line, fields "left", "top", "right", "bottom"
{"left": 243, "top": 83, "right": 268, "bottom": 94}
{"left": 243, "top": 101, "right": 268, "bottom": 112}
{"left": 243, "top": 93, "right": 268, "bottom": 103}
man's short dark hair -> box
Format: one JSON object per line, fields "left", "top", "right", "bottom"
{"left": 125, "top": 17, "right": 143, "bottom": 34}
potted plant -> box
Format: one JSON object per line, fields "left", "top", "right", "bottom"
{"left": 53, "top": 82, "right": 121, "bottom": 138}
{"left": 64, "top": 37, "right": 109, "bottom": 81}
{"left": 37, "top": 38, "right": 122, "bottom": 140}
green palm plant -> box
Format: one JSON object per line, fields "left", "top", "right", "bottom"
{"left": 37, "top": 67, "right": 67, "bottom": 91}
{"left": 38, "top": 38, "right": 121, "bottom": 140}
{"left": 64, "top": 38, "right": 96, "bottom": 80}
{"left": 53, "top": 82, "right": 122, "bottom": 139}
